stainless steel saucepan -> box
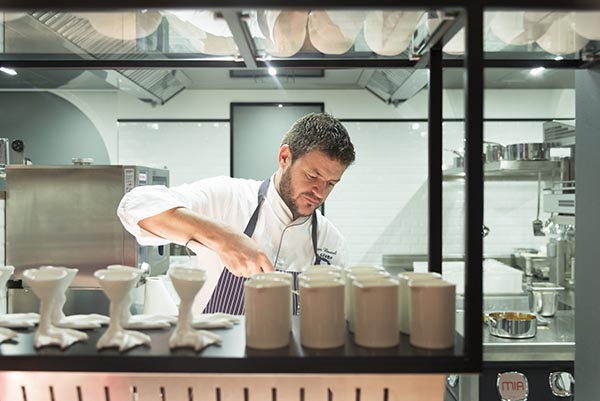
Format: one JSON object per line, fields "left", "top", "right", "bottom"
{"left": 484, "top": 141, "right": 505, "bottom": 163}
{"left": 486, "top": 311, "right": 537, "bottom": 339}
{"left": 505, "top": 143, "right": 550, "bottom": 161}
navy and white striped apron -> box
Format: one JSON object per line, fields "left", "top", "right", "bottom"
{"left": 203, "top": 178, "right": 328, "bottom": 315}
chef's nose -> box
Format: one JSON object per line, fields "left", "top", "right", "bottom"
{"left": 312, "top": 180, "right": 326, "bottom": 198}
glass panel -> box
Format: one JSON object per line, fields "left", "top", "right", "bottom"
{"left": 245, "top": 9, "right": 428, "bottom": 59}
{"left": 1, "top": 8, "right": 598, "bottom": 62}
{"left": 484, "top": 10, "right": 599, "bottom": 60}
{"left": 0, "top": 10, "right": 239, "bottom": 59}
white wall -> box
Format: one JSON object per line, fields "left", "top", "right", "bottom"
{"left": 57, "top": 87, "right": 575, "bottom": 265}
{"left": 51, "top": 90, "right": 119, "bottom": 162}
{"left": 115, "top": 88, "right": 575, "bottom": 120}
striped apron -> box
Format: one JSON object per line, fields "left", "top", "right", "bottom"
{"left": 202, "top": 178, "right": 329, "bottom": 315}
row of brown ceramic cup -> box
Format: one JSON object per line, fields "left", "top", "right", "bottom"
{"left": 347, "top": 267, "right": 457, "bottom": 350}
{"left": 243, "top": 266, "right": 456, "bottom": 350}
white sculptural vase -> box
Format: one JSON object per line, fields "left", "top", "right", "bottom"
{"left": 39, "top": 266, "right": 109, "bottom": 329}
{"left": 169, "top": 266, "right": 221, "bottom": 351}
{"left": 107, "top": 265, "right": 175, "bottom": 329}
{"left": 22, "top": 268, "right": 88, "bottom": 349}
{"left": 95, "top": 269, "right": 151, "bottom": 352}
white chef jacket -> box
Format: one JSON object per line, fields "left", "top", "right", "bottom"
{"left": 117, "top": 175, "right": 348, "bottom": 314}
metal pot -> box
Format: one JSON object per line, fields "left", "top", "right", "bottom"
{"left": 505, "top": 143, "right": 550, "bottom": 161}
{"left": 453, "top": 155, "right": 464, "bottom": 168}
{"left": 486, "top": 312, "right": 537, "bottom": 339}
{"left": 527, "top": 283, "right": 564, "bottom": 317}
{"left": 485, "top": 142, "right": 505, "bottom": 163}
{"left": 444, "top": 148, "right": 464, "bottom": 168}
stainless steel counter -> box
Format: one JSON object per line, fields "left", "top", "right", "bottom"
{"left": 456, "top": 310, "right": 575, "bottom": 362}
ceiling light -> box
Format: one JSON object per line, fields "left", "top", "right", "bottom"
{"left": 529, "top": 67, "right": 546, "bottom": 76}
{"left": 412, "top": 123, "right": 420, "bottom": 130}
{"left": 0, "top": 67, "right": 17, "bottom": 76}
{"left": 554, "top": 56, "right": 564, "bottom": 61}
{"left": 278, "top": 104, "right": 283, "bottom": 108}
{"left": 268, "top": 67, "right": 278, "bottom": 76}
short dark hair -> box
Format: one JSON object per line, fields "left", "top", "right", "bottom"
{"left": 281, "top": 113, "right": 355, "bottom": 167}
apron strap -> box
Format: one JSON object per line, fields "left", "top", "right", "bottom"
{"left": 243, "top": 178, "right": 270, "bottom": 237}
{"left": 311, "top": 211, "right": 328, "bottom": 265}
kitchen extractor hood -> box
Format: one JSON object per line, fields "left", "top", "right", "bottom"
{"left": 4, "top": 12, "right": 191, "bottom": 105}
{"left": 366, "top": 68, "right": 429, "bottom": 105}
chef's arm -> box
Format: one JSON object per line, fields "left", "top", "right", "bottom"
{"left": 138, "top": 207, "right": 275, "bottom": 277}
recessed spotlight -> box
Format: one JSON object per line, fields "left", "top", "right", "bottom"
{"left": 412, "top": 123, "right": 420, "bottom": 130}
{"left": 530, "top": 67, "right": 546, "bottom": 76}
{"left": 554, "top": 56, "right": 564, "bottom": 61}
{"left": 278, "top": 104, "right": 283, "bottom": 108}
{"left": 0, "top": 67, "right": 17, "bottom": 76}
{"left": 268, "top": 67, "right": 277, "bottom": 76}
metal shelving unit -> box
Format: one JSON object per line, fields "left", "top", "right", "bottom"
{"left": 444, "top": 160, "right": 561, "bottom": 180}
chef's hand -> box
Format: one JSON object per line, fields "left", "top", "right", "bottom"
{"left": 216, "top": 230, "right": 275, "bottom": 278}
{"left": 137, "top": 207, "right": 274, "bottom": 277}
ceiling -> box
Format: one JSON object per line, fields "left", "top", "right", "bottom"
{"left": 0, "top": 67, "right": 575, "bottom": 92}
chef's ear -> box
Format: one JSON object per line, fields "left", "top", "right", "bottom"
{"left": 278, "top": 144, "right": 292, "bottom": 168}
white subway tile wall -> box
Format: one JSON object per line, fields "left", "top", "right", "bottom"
{"left": 326, "top": 122, "right": 429, "bottom": 265}
{"left": 326, "top": 121, "right": 555, "bottom": 266}
{"left": 117, "top": 122, "right": 230, "bottom": 186}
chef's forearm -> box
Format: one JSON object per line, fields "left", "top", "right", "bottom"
{"left": 138, "top": 206, "right": 231, "bottom": 252}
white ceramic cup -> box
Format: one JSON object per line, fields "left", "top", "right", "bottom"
{"left": 250, "top": 271, "right": 294, "bottom": 286}
{"left": 344, "top": 265, "right": 386, "bottom": 274}
{"left": 353, "top": 277, "right": 399, "bottom": 348}
{"left": 398, "top": 272, "right": 442, "bottom": 334}
{"left": 344, "top": 265, "right": 386, "bottom": 315}
{"left": 299, "top": 278, "right": 345, "bottom": 349}
{"left": 301, "top": 264, "right": 344, "bottom": 273}
{"left": 250, "top": 272, "right": 295, "bottom": 326}
{"left": 244, "top": 278, "right": 291, "bottom": 349}
{"left": 298, "top": 271, "right": 343, "bottom": 283}
{"left": 346, "top": 270, "right": 391, "bottom": 330}
{"left": 409, "top": 280, "right": 456, "bottom": 350}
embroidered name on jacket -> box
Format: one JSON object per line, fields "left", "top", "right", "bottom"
{"left": 317, "top": 247, "right": 337, "bottom": 262}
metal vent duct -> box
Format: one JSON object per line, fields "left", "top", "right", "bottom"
{"left": 366, "top": 69, "right": 429, "bottom": 106}
{"left": 14, "top": 12, "right": 190, "bottom": 105}
{"left": 543, "top": 121, "right": 576, "bottom": 146}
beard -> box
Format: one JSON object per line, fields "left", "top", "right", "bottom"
{"left": 279, "top": 167, "right": 315, "bottom": 219}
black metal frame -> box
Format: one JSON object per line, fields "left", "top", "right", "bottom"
{"left": 428, "top": 46, "right": 443, "bottom": 276}
{"left": 0, "top": 58, "right": 588, "bottom": 69}
{"left": 1, "top": 0, "right": 599, "bottom": 375}
{"left": 463, "top": 0, "right": 484, "bottom": 370}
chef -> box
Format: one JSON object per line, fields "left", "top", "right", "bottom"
{"left": 117, "top": 113, "right": 356, "bottom": 315}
